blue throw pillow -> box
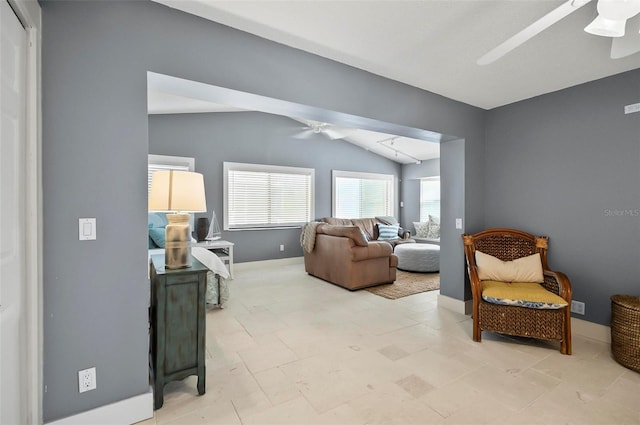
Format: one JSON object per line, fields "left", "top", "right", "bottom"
{"left": 377, "top": 223, "right": 400, "bottom": 240}
{"left": 149, "top": 228, "right": 166, "bottom": 248}
{"left": 148, "top": 213, "right": 168, "bottom": 229}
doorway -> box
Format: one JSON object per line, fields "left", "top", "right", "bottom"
{"left": 1, "top": 1, "right": 28, "bottom": 423}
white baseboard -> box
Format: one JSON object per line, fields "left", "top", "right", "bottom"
{"left": 45, "top": 389, "right": 153, "bottom": 425}
{"left": 436, "top": 296, "right": 611, "bottom": 344}
{"left": 571, "top": 317, "right": 611, "bottom": 343}
{"left": 235, "top": 256, "right": 304, "bottom": 270}
{"left": 437, "top": 294, "right": 472, "bottom": 315}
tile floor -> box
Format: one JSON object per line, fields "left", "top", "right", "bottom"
{"left": 138, "top": 259, "right": 639, "bottom": 425}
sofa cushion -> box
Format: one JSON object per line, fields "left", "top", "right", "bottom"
{"left": 351, "top": 218, "right": 379, "bottom": 241}
{"left": 322, "top": 217, "right": 353, "bottom": 226}
{"left": 377, "top": 224, "right": 400, "bottom": 240}
{"left": 481, "top": 281, "right": 568, "bottom": 309}
{"left": 318, "top": 224, "right": 368, "bottom": 247}
{"left": 476, "top": 251, "right": 544, "bottom": 283}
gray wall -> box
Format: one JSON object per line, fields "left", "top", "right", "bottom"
{"left": 41, "top": 0, "right": 485, "bottom": 420}
{"left": 149, "top": 112, "right": 402, "bottom": 262}
{"left": 441, "top": 140, "right": 468, "bottom": 300}
{"left": 484, "top": 69, "right": 640, "bottom": 325}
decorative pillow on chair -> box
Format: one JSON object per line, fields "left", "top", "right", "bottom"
{"left": 377, "top": 224, "right": 400, "bottom": 240}
{"left": 413, "top": 221, "right": 430, "bottom": 238}
{"left": 475, "top": 251, "right": 544, "bottom": 283}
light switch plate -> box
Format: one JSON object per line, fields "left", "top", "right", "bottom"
{"left": 624, "top": 103, "right": 640, "bottom": 114}
{"left": 455, "top": 218, "right": 463, "bottom": 229}
{"left": 79, "top": 218, "right": 96, "bottom": 240}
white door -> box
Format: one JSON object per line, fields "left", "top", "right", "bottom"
{"left": 0, "top": 1, "right": 27, "bottom": 423}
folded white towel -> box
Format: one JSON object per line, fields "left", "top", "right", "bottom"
{"left": 192, "top": 247, "right": 230, "bottom": 279}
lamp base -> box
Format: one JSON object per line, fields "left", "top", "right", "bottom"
{"left": 165, "top": 213, "right": 191, "bottom": 269}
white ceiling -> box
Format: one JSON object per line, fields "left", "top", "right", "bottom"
{"left": 154, "top": 0, "right": 640, "bottom": 110}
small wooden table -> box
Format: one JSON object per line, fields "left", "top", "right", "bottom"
{"left": 193, "top": 240, "right": 234, "bottom": 279}
{"left": 149, "top": 255, "right": 208, "bottom": 409}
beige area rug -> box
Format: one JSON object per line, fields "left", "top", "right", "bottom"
{"left": 365, "top": 270, "right": 440, "bottom": 300}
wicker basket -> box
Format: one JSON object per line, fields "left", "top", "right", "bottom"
{"left": 611, "top": 295, "right": 640, "bottom": 373}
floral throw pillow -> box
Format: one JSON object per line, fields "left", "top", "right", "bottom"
{"left": 413, "top": 221, "right": 430, "bottom": 238}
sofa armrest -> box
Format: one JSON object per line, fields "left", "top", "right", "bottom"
{"left": 351, "top": 241, "right": 393, "bottom": 262}
{"left": 398, "top": 227, "right": 412, "bottom": 240}
{"left": 317, "top": 224, "right": 368, "bottom": 246}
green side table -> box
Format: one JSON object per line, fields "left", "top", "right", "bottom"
{"left": 150, "top": 255, "right": 208, "bottom": 409}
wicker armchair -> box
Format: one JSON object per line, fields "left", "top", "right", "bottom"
{"left": 462, "top": 228, "right": 572, "bottom": 355}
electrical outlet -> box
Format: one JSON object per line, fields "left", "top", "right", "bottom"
{"left": 78, "top": 367, "right": 96, "bottom": 393}
{"left": 279, "top": 244, "right": 285, "bottom": 252}
{"left": 571, "top": 300, "right": 585, "bottom": 315}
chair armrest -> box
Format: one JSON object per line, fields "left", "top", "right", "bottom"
{"left": 467, "top": 264, "right": 483, "bottom": 300}
{"left": 398, "top": 227, "right": 411, "bottom": 239}
{"left": 543, "top": 269, "right": 572, "bottom": 302}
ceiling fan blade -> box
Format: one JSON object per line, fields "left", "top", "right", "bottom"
{"left": 322, "top": 126, "right": 355, "bottom": 140}
{"left": 292, "top": 129, "right": 314, "bottom": 139}
{"left": 477, "top": 0, "right": 592, "bottom": 65}
{"left": 610, "top": 15, "right": 640, "bottom": 58}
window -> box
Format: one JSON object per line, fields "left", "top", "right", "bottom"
{"left": 224, "top": 162, "right": 314, "bottom": 230}
{"left": 420, "top": 176, "right": 440, "bottom": 222}
{"left": 332, "top": 170, "right": 394, "bottom": 218}
{"left": 147, "top": 154, "right": 194, "bottom": 193}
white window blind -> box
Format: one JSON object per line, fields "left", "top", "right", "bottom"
{"left": 224, "top": 162, "right": 314, "bottom": 230}
{"left": 332, "top": 170, "right": 394, "bottom": 218}
{"left": 420, "top": 176, "right": 440, "bottom": 222}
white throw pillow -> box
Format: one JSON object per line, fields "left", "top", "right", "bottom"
{"left": 475, "top": 251, "right": 544, "bottom": 283}
{"left": 426, "top": 215, "right": 440, "bottom": 239}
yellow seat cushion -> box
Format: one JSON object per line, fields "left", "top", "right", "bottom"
{"left": 481, "top": 281, "right": 568, "bottom": 309}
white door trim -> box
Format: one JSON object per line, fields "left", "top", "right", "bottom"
{"left": 7, "top": 0, "right": 42, "bottom": 423}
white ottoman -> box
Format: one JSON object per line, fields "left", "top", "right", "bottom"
{"left": 394, "top": 243, "right": 440, "bottom": 272}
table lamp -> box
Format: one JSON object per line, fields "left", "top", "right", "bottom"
{"left": 148, "top": 170, "right": 207, "bottom": 269}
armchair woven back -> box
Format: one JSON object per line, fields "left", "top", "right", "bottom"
{"left": 464, "top": 228, "right": 549, "bottom": 269}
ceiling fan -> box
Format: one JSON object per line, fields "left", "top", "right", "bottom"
{"left": 478, "top": 0, "right": 640, "bottom": 65}
{"left": 292, "top": 119, "right": 355, "bottom": 140}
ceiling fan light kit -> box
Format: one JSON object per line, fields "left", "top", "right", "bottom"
{"left": 478, "top": 0, "right": 640, "bottom": 65}
{"left": 585, "top": 15, "right": 627, "bottom": 36}
{"left": 585, "top": 0, "right": 640, "bottom": 37}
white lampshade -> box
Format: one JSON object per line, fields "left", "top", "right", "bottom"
{"left": 149, "top": 170, "right": 207, "bottom": 212}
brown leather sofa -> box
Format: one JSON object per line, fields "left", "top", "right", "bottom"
{"left": 303, "top": 219, "right": 402, "bottom": 290}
